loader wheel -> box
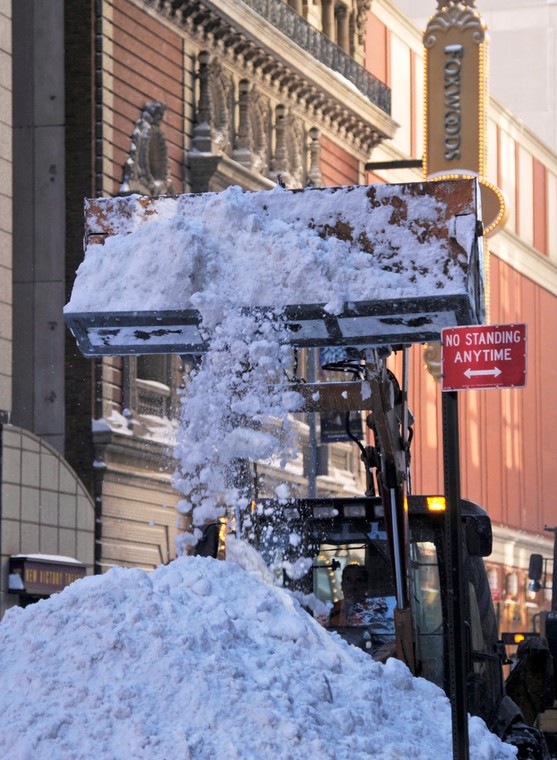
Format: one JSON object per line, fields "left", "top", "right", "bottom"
{"left": 505, "top": 722, "right": 550, "bottom": 760}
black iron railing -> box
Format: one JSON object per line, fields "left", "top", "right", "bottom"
{"left": 242, "top": 0, "right": 391, "bottom": 114}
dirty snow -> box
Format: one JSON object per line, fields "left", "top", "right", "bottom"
{"left": 65, "top": 182, "right": 476, "bottom": 315}
{"left": 0, "top": 555, "right": 516, "bottom": 760}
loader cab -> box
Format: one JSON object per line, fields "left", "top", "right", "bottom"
{"left": 252, "top": 495, "right": 504, "bottom": 728}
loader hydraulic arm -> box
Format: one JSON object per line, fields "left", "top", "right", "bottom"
{"left": 280, "top": 346, "right": 416, "bottom": 671}
{"left": 363, "top": 348, "right": 415, "bottom": 673}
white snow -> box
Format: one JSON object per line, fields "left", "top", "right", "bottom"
{"left": 172, "top": 308, "right": 299, "bottom": 549}
{"left": 65, "top": 183, "right": 475, "bottom": 315}
{"left": 43, "top": 181, "right": 502, "bottom": 758}
{"left": 0, "top": 555, "right": 516, "bottom": 759}
{"left": 65, "top": 182, "right": 480, "bottom": 547}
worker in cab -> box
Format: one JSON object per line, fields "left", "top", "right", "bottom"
{"left": 326, "top": 562, "right": 396, "bottom": 657}
{"left": 328, "top": 564, "right": 370, "bottom": 626}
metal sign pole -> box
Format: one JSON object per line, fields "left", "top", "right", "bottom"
{"left": 547, "top": 526, "right": 557, "bottom": 612}
{"left": 442, "top": 390, "right": 470, "bottom": 760}
{"left": 307, "top": 347, "right": 318, "bottom": 498}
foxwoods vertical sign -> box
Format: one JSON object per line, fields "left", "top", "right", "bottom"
{"left": 423, "top": 0, "right": 506, "bottom": 238}
{"left": 424, "top": 1, "right": 488, "bottom": 178}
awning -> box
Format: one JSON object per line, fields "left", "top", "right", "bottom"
{"left": 8, "top": 555, "right": 87, "bottom": 596}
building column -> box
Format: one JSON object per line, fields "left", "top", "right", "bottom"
{"left": 308, "top": 127, "right": 322, "bottom": 187}
{"left": 336, "top": 3, "right": 350, "bottom": 54}
{"left": 270, "top": 104, "right": 288, "bottom": 183}
{"left": 12, "top": 0, "right": 66, "bottom": 454}
{"left": 322, "top": 0, "right": 335, "bottom": 39}
{"left": 192, "top": 51, "right": 212, "bottom": 153}
{"left": 232, "top": 80, "right": 252, "bottom": 168}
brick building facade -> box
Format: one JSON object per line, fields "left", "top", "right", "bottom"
{"left": 2, "top": 0, "right": 557, "bottom": 635}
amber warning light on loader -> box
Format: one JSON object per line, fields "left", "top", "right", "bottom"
{"left": 427, "top": 496, "right": 446, "bottom": 512}
{"left": 441, "top": 323, "right": 527, "bottom": 391}
{"left": 501, "top": 632, "right": 537, "bottom": 645}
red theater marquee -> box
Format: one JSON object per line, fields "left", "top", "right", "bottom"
{"left": 441, "top": 323, "right": 527, "bottom": 391}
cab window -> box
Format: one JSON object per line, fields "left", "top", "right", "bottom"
{"left": 409, "top": 540, "right": 444, "bottom": 688}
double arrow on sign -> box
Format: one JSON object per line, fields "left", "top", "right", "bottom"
{"left": 463, "top": 367, "right": 502, "bottom": 379}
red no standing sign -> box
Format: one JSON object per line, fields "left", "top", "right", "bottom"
{"left": 441, "top": 323, "right": 528, "bottom": 391}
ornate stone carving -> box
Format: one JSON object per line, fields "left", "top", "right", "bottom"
{"left": 191, "top": 51, "right": 212, "bottom": 153}
{"left": 355, "top": 0, "right": 372, "bottom": 46}
{"left": 423, "top": 343, "right": 442, "bottom": 382}
{"left": 269, "top": 104, "right": 288, "bottom": 184}
{"left": 249, "top": 89, "right": 271, "bottom": 176}
{"left": 436, "top": 0, "right": 476, "bottom": 7}
{"left": 268, "top": 106, "right": 304, "bottom": 188}
{"left": 307, "top": 127, "right": 322, "bottom": 187}
{"left": 119, "top": 102, "right": 176, "bottom": 197}
{"left": 288, "top": 115, "right": 305, "bottom": 188}
{"left": 425, "top": 2, "right": 486, "bottom": 48}
{"left": 143, "top": 0, "right": 395, "bottom": 151}
{"left": 209, "top": 59, "right": 234, "bottom": 154}
{"left": 232, "top": 79, "right": 252, "bottom": 168}
{"left": 188, "top": 52, "right": 223, "bottom": 193}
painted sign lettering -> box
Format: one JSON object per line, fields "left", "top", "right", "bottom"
{"left": 444, "top": 44, "right": 463, "bottom": 160}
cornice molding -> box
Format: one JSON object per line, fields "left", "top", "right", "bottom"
{"left": 490, "top": 522, "right": 553, "bottom": 571}
{"left": 141, "top": 0, "right": 398, "bottom": 152}
{"left": 489, "top": 96, "right": 557, "bottom": 171}
{"left": 371, "top": 0, "right": 427, "bottom": 53}
{"left": 491, "top": 228, "right": 557, "bottom": 298}
{"left": 213, "top": 152, "right": 276, "bottom": 191}
{"left": 93, "top": 427, "right": 176, "bottom": 476}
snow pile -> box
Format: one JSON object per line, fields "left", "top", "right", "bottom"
{"left": 0, "top": 555, "right": 515, "bottom": 759}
